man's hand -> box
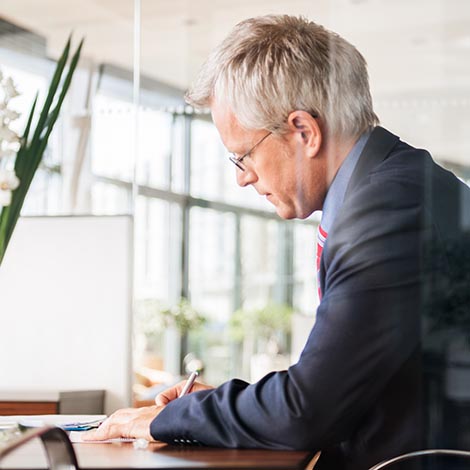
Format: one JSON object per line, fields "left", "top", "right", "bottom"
{"left": 82, "top": 405, "right": 162, "bottom": 441}
{"left": 155, "top": 380, "right": 214, "bottom": 406}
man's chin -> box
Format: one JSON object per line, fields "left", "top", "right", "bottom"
{"left": 274, "top": 204, "right": 296, "bottom": 220}
{"left": 274, "top": 203, "right": 313, "bottom": 220}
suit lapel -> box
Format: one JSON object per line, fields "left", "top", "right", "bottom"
{"left": 345, "top": 126, "right": 400, "bottom": 199}
{"left": 319, "top": 127, "right": 400, "bottom": 296}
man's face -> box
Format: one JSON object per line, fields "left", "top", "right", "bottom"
{"left": 211, "top": 102, "right": 327, "bottom": 220}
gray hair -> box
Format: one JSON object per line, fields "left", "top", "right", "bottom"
{"left": 185, "top": 15, "right": 379, "bottom": 139}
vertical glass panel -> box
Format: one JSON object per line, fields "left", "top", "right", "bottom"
{"left": 190, "top": 118, "right": 275, "bottom": 211}
{"left": 189, "top": 206, "right": 236, "bottom": 319}
{"left": 92, "top": 93, "right": 134, "bottom": 182}
{"left": 240, "top": 216, "right": 280, "bottom": 309}
{"left": 91, "top": 182, "right": 131, "bottom": 215}
{"left": 137, "top": 0, "right": 187, "bottom": 192}
{"left": 170, "top": 115, "right": 186, "bottom": 193}
{"left": 133, "top": 196, "right": 183, "bottom": 375}
{"left": 5, "top": 2, "right": 468, "bottom": 455}
{"left": 134, "top": 195, "right": 182, "bottom": 302}
{"left": 190, "top": 118, "right": 228, "bottom": 201}
{"left": 189, "top": 207, "right": 236, "bottom": 384}
{"left": 95, "top": 0, "right": 470, "bottom": 455}
{"left": 293, "top": 222, "right": 318, "bottom": 316}
{"left": 136, "top": 108, "right": 173, "bottom": 189}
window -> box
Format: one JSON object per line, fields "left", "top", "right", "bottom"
{"left": 190, "top": 118, "right": 275, "bottom": 211}
{"left": 0, "top": 10, "right": 320, "bottom": 387}
{"left": 0, "top": 59, "right": 61, "bottom": 215}
{"left": 135, "top": 196, "right": 182, "bottom": 302}
{"left": 240, "top": 216, "right": 281, "bottom": 309}
{"left": 92, "top": 93, "right": 134, "bottom": 182}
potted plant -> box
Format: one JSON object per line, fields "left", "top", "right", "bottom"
{"left": 135, "top": 297, "right": 207, "bottom": 375}
{"left": 229, "top": 303, "right": 293, "bottom": 382}
{"left": 0, "top": 36, "right": 83, "bottom": 265}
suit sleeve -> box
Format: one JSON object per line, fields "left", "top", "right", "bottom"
{"left": 150, "top": 177, "right": 425, "bottom": 450}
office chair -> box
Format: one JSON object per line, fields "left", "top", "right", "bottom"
{"left": 0, "top": 426, "right": 79, "bottom": 470}
{"left": 369, "top": 449, "right": 470, "bottom": 470}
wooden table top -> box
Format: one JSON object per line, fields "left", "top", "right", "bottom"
{"left": 1, "top": 440, "right": 319, "bottom": 470}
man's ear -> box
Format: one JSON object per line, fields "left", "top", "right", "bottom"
{"left": 286, "top": 111, "right": 322, "bottom": 158}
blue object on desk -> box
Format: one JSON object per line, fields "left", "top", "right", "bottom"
{"left": 61, "top": 419, "right": 104, "bottom": 431}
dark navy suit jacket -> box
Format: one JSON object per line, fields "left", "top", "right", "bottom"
{"left": 150, "top": 127, "right": 470, "bottom": 470}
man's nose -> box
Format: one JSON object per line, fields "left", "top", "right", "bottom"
{"left": 236, "top": 166, "right": 257, "bottom": 187}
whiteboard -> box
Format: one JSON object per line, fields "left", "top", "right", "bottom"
{"left": 0, "top": 215, "right": 133, "bottom": 415}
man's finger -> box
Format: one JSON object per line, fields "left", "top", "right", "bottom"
{"left": 81, "top": 429, "right": 98, "bottom": 441}
{"left": 155, "top": 385, "right": 181, "bottom": 406}
{"left": 155, "top": 381, "right": 214, "bottom": 406}
{"left": 81, "top": 427, "right": 112, "bottom": 441}
{"left": 81, "top": 418, "right": 120, "bottom": 441}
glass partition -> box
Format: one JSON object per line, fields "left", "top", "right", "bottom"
{"left": 2, "top": 3, "right": 469, "bottom": 452}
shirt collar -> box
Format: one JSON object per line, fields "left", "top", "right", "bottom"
{"left": 320, "top": 129, "right": 372, "bottom": 233}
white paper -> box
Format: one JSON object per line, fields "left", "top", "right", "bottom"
{"left": 0, "top": 415, "right": 106, "bottom": 428}
{"left": 69, "top": 431, "right": 136, "bottom": 444}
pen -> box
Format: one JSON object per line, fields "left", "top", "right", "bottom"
{"left": 179, "top": 370, "right": 199, "bottom": 397}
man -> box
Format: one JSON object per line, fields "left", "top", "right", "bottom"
{"left": 85, "top": 15, "right": 470, "bottom": 470}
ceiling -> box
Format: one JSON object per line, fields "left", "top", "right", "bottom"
{"left": 1, "top": 0, "right": 470, "bottom": 168}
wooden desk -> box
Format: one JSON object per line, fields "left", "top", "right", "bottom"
{"left": 1, "top": 440, "right": 319, "bottom": 470}
{"left": 0, "top": 391, "right": 104, "bottom": 416}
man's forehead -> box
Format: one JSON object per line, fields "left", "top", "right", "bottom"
{"left": 210, "top": 102, "right": 252, "bottom": 150}
{"left": 210, "top": 101, "right": 237, "bottom": 128}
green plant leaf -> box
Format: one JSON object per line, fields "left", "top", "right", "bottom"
{"left": 33, "top": 38, "right": 84, "bottom": 167}
{"left": 0, "top": 36, "right": 84, "bottom": 264}
{"left": 28, "top": 36, "right": 71, "bottom": 149}
{"left": 14, "top": 94, "right": 38, "bottom": 177}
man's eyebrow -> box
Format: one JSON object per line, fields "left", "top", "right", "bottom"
{"left": 225, "top": 143, "right": 244, "bottom": 155}
{"left": 226, "top": 139, "right": 253, "bottom": 155}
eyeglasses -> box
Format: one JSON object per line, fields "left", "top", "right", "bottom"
{"left": 228, "top": 132, "right": 272, "bottom": 171}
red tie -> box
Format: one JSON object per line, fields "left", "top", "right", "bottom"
{"left": 316, "top": 224, "right": 328, "bottom": 300}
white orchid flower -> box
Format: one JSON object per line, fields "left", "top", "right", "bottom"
{"left": 0, "top": 169, "right": 20, "bottom": 207}
{"left": 0, "top": 124, "right": 20, "bottom": 143}
{"left": 0, "top": 169, "right": 20, "bottom": 190}
{"left": 0, "top": 189, "right": 13, "bottom": 206}
{"left": 3, "top": 77, "right": 19, "bottom": 100}
{"left": 0, "top": 148, "right": 18, "bottom": 159}
{"left": 3, "top": 109, "right": 20, "bottom": 121}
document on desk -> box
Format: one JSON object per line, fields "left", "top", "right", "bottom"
{"left": 68, "top": 431, "right": 137, "bottom": 444}
{"left": 0, "top": 414, "right": 139, "bottom": 444}
{"left": 0, "top": 414, "right": 107, "bottom": 431}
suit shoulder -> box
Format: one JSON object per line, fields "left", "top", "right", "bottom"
{"left": 371, "top": 141, "right": 461, "bottom": 190}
